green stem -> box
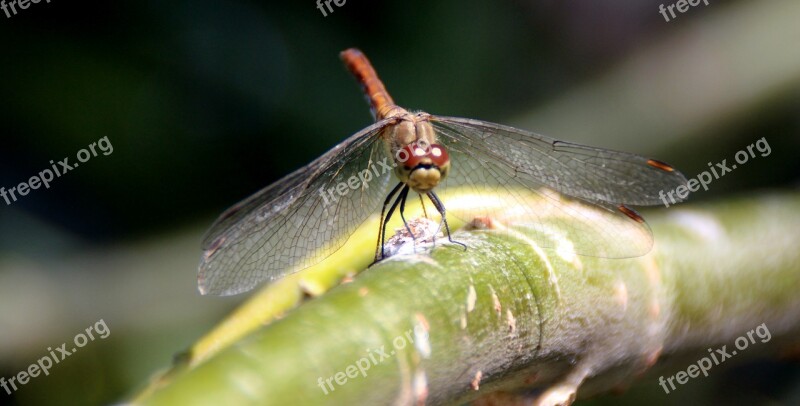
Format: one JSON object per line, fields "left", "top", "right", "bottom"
{"left": 132, "top": 191, "right": 800, "bottom": 406}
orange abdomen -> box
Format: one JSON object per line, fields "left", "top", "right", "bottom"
{"left": 340, "top": 48, "right": 396, "bottom": 120}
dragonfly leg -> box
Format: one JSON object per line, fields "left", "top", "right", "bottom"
{"left": 419, "top": 193, "right": 429, "bottom": 219}
{"left": 427, "top": 191, "right": 467, "bottom": 251}
{"left": 376, "top": 182, "right": 405, "bottom": 262}
{"left": 397, "top": 185, "right": 416, "bottom": 252}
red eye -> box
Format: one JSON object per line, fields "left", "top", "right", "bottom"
{"left": 397, "top": 143, "right": 450, "bottom": 168}
{"left": 428, "top": 144, "right": 449, "bottom": 167}
{"left": 398, "top": 144, "right": 427, "bottom": 167}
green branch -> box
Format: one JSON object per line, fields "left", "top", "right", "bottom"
{"left": 132, "top": 191, "right": 800, "bottom": 405}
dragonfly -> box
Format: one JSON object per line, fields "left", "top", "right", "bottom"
{"left": 197, "top": 48, "right": 687, "bottom": 296}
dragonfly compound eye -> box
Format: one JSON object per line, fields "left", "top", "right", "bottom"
{"left": 397, "top": 144, "right": 428, "bottom": 169}
{"left": 427, "top": 144, "right": 449, "bottom": 168}
{"left": 397, "top": 143, "right": 449, "bottom": 170}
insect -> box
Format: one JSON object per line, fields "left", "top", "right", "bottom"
{"left": 197, "top": 48, "right": 687, "bottom": 296}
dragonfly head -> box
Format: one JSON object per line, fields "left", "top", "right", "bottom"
{"left": 395, "top": 142, "right": 450, "bottom": 193}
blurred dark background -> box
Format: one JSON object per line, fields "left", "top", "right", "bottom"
{"left": 0, "top": 0, "right": 798, "bottom": 405}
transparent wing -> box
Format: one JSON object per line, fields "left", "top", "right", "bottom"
{"left": 199, "top": 119, "right": 395, "bottom": 296}
{"left": 429, "top": 116, "right": 687, "bottom": 258}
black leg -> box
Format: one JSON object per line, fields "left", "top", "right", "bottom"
{"left": 397, "top": 185, "right": 415, "bottom": 250}
{"left": 375, "top": 182, "right": 408, "bottom": 262}
{"left": 375, "top": 182, "right": 403, "bottom": 262}
{"left": 427, "top": 191, "right": 467, "bottom": 251}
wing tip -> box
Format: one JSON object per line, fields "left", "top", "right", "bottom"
{"left": 197, "top": 267, "right": 243, "bottom": 297}
{"left": 198, "top": 257, "right": 259, "bottom": 297}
